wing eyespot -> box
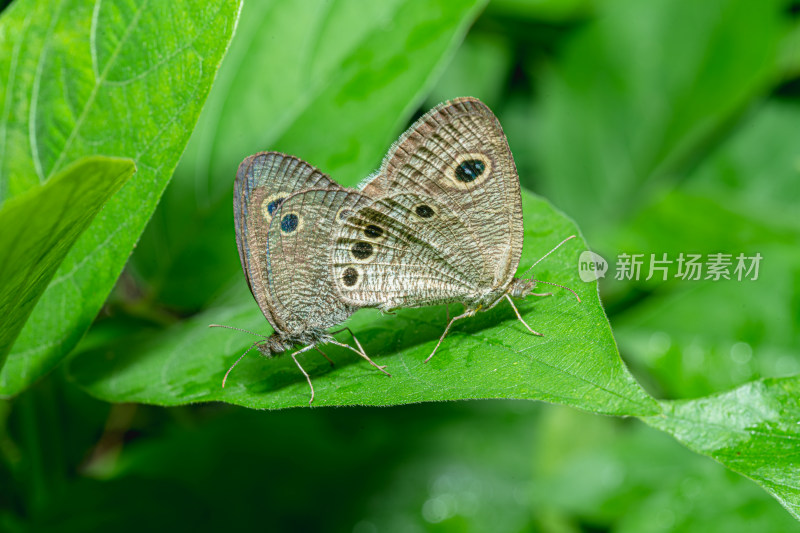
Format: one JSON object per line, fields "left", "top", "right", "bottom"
{"left": 335, "top": 206, "right": 354, "bottom": 224}
{"left": 364, "top": 224, "right": 384, "bottom": 239}
{"left": 413, "top": 204, "right": 436, "bottom": 219}
{"left": 342, "top": 239, "right": 378, "bottom": 263}
{"left": 340, "top": 266, "right": 362, "bottom": 288}
{"left": 280, "top": 213, "right": 299, "bottom": 233}
{"left": 455, "top": 159, "right": 485, "bottom": 182}
{"left": 351, "top": 241, "right": 374, "bottom": 260}
{"left": 261, "top": 195, "right": 287, "bottom": 220}
{"left": 448, "top": 152, "right": 492, "bottom": 189}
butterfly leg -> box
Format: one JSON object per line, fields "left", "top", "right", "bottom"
{"left": 290, "top": 344, "right": 319, "bottom": 405}
{"left": 505, "top": 294, "right": 543, "bottom": 337}
{"left": 529, "top": 292, "right": 552, "bottom": 297}
{"left": 326, "top": 338, "right": 391, "bottom": 376}
{"left": 314, "top": 347, "right": 335, "bottom": 367}
{"left": 329, "top": 326, "right": 368, "bottom": 360}
{"left": 425, "top": 309, "right": 475, "bottom": 363}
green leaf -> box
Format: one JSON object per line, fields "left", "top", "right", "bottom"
{"left": 644, "top": 376, "right": 800, "bottom": 520}
{"left": 530, "top": 406, "right": 797, "bottom": 532}
{"left": 0, "top": 0, "right": 242, "bottom": 395}
{"left": 487, "top": 0, "right": 593, "bottom": 22}
{"left": 0, "top": 156, "right": 135, "bottom": 368}
{"left": 532, "top": 0, "right": 792, "bottom": 238}
{"left": 689, "top": 100, "right": 800, "bottom": 226}
{"left": 40, "top": 400, "right": 793, "bottom": 531}
{"left": 423, "top": 32, "right": 514, "bottom": 110}
{"left": 68, "top": 190, "right": 658, "bottom": 415}
{"left": 608, "top": 101, "right": 800, "bottom": 399}
{"left": 612, "top": 207, "right": 799, "bottom": 399}
{"left": 131, "top": 0, "right": 488, "bottom": 310}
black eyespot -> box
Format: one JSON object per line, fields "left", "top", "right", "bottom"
{"left": 455, "top": 159, "right": 486, "bottom": 183}
{"left": 267, "top": 198, "right": 285, "bottom": 215}
{"left": 280, "top": 213, "right": 299, "bottom": 233}
{"left": 351, "top": 241, "right": 373, "bottom": 259}
{"left": 415, "top": 204, "right": 434, "bottom": 218}
{"left": 342, "top": 267, "right": 359, "bottom": 287}
{"left": 364, "top": 224, "right": 383, "bottom": 239}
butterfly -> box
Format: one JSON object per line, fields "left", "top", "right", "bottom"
{"left": 214, "top": 97, "right": 578, "bottom": 403}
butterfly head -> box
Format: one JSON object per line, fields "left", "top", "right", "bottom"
{"left": 507, "top": 278, "right": 538, "bottom": 299}
{"left": 508, "top": 277, "right": 582, "bottom": 304}
{"left": 256, "top": 333, "right": 294, "bottom": 357}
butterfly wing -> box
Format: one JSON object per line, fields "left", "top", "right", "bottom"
{"left": 331, "top": 192, "right": 485, "bottom": 310}
{"left": 359, "top": 97, "right": 523, "bottom": 290}
{"left": 234, "top": 152, "right": 345, "bottom": 334}
{"left": 335, "top": 98, "right": 523, "bottom": 309}
{"left": 266, "top": 189, "right": 367, "bottom": 335}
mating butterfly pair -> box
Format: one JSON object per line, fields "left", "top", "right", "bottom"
{"left": 215, "top": 97, "right": 577, "bottom": 404}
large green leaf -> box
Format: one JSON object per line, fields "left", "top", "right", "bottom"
{"left": 0, "top": 0, "right": 242, "bottom": 395}
{"left": 130, "top": 0, "right": 488, "bottom": 310}
{"left": 644, "top": 376, "right": 800, "bottom": 520}
{"left": 68, "top": 190, "right": 658, "bottom": 415}
{"left": 0, "top": 156, "right": 135, "bottom": 365}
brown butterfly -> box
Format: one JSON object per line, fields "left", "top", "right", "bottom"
{"left": 214, "top": 97, "right": 578, "bottom": 403}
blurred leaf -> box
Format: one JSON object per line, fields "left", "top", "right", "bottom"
{"left": 779, "top": 9, "right": 800, "bottom": 77}
{"left": 645, "top": 376, "right": 800, "bottom": 520}
{"left": 608, "top": 192, "right": 799, "bottom": 397}
{"left": 612, "top": 242, "right": 799, "bottom": 399}
{"left": 614, "top": 269, "right": 800, "bottom": 400}
{"left": 531, "top": 407, "right": 798, "bottom": 533}
{"left": 533, "top": 0, "right": 793, "bottom": 237}
{"left": 595, "top": 96, "right": 800, "bottom": 521}
{"left": 0, "top": 157, "right": 134, "bottom": 369}
{"left": 487, "top": 0, "right": 594, "bottom": 21}
{"left": 350, "top": 404, "right": 797, "bottom": 533}
{"left": 0, "top": 0, "right": 242, "bottom": 395}
{"left": 424, "top": 32, "right": 514, "bottom": 110}
{"left": 609, "top": 100, "right": 800, "bottom": 398}
{"left": 131, "top": 0, "right": 489, "bottom": 310}
{"left": 689, "top": 100, "right": 800, "bottom": 222}
{"left": 5, "top": 385, "right": 795, "bottom": 532}
{"left": 68, "top": 191, "right": 658, "bottom": 415}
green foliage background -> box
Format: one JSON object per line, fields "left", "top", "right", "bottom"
{"left": 1, "top": 0, "right": 799, "bottom": 531}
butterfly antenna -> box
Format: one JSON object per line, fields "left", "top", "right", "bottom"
{"left": 529, "top": 279, "right": 581, "bottom": 303}
{"left": 521, "top": 235, "right": 577, "bottom": 278}
{"left": 222, "top": 339, "right": 262, "bottom": 388}
{"left": 209, "top": 324, "right": 267, "bottom": 339}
